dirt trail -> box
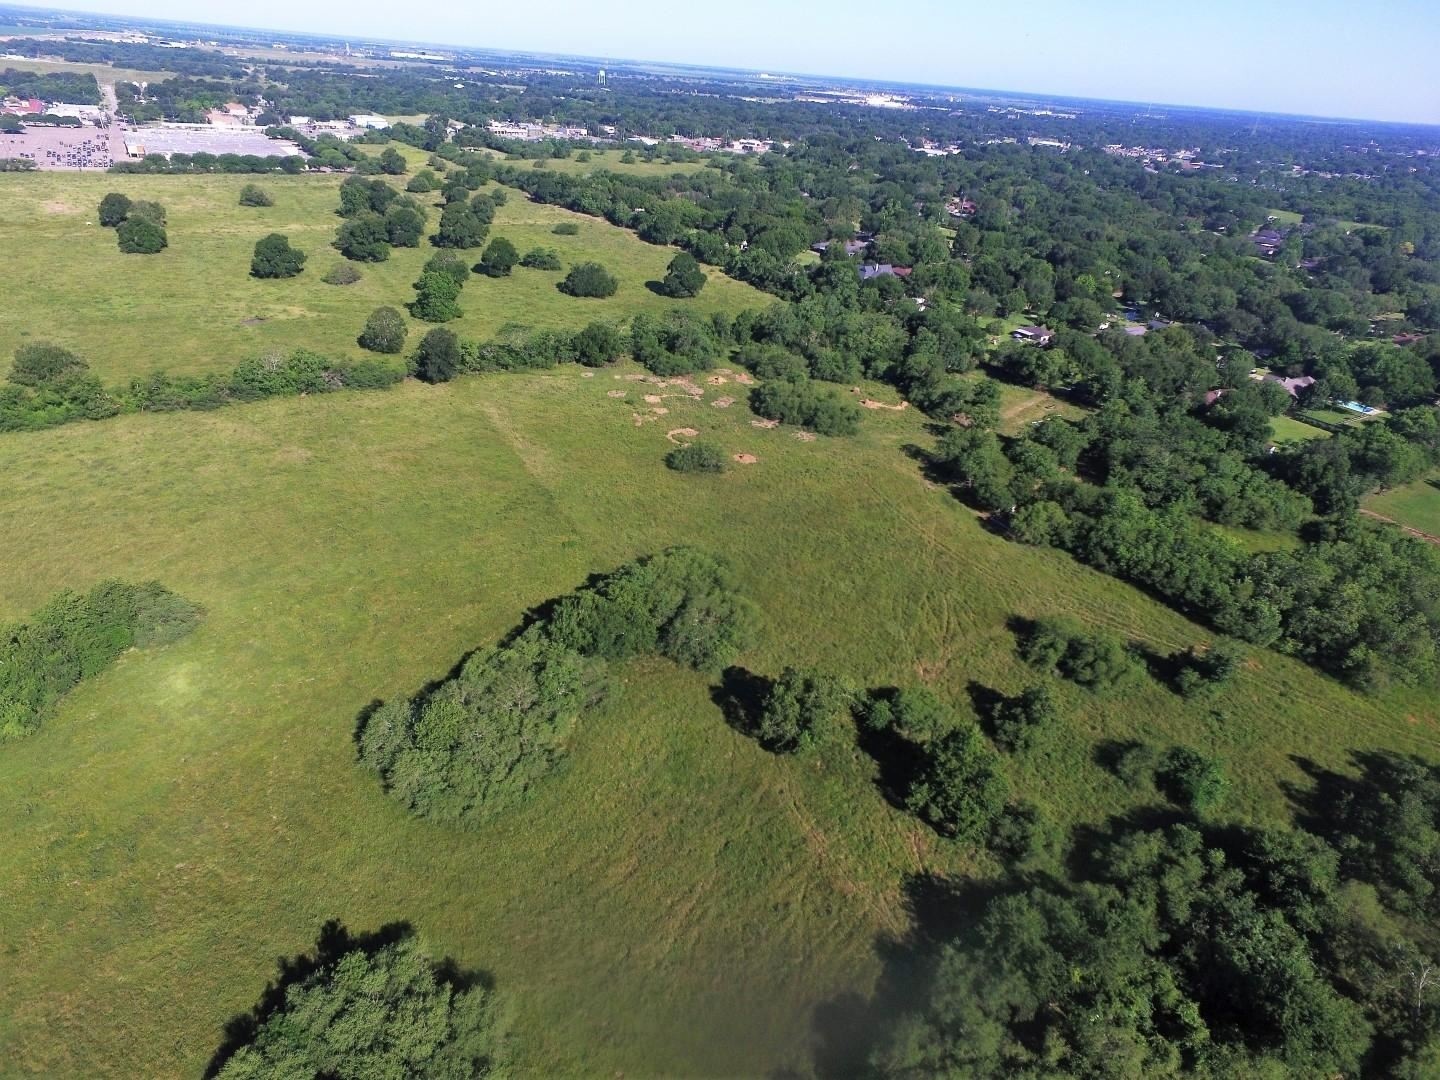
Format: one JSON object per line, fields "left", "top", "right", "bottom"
{"left": 1360, "top": 508, "right": 1440, "bottom": 546}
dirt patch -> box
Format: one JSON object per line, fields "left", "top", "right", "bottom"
{"left": 666, "top": 427, "right": 700, "bottom": 443}
{"left": 606, "top": 389, "right": 628, "bottom": 398}
{"left": 733, "top": 371, "right": 755, "bottom": 385}
{"left": 707, "top": 375, "right": 729, "bottom": 386}
{"left": 861, "top": 399, "right": 909, "bottom": 411}
{"left": 794, "top": 431, "right": 818, "bottom": 442}
{"left": 750, "top": 418, "right": 780, "bottom": 429}
{"left": 1360, "top": 508, "right": 1440, "bottom": 546}
{"left": 733, "top": 453, "right": 759, "bottom": 465}
{"left": 632, "top": 412, "right": 661, "bottom": 426}
{"left": 239, "top": 317, "right": 269, "bottom": 327}
{"left": 624, "top": 373, "right": 649, "bottom": 382}
{"left": 712, "top": 396, "right": 736, "bottom": 409}
{"left": 42, "top": 199, "right": 77, "bottom": 215}
{"left": 643, "top": 394, "right": 664, "bottom": 404}
{"left": 651, "top": 406, "right": 670, "bottom": 415}
{"left": 580, "top": 371, "right": 595, "bottom": 378}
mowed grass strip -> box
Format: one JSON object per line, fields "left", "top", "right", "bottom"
{"left": 0, "top": 169, "right": 769, "bottom": 383}
{"left": 0, "top": 367, "right": 1436, "bottom": 1076}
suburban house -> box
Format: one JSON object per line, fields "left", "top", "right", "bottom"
{"left": 1247, "top": 369, "right": 1316, "bottom": 398}
{"left": 812, "top": 239, "right": 871, "bottom": 257}
{"left": 1012, "top": 325, "right": 1056, "bottom": 346}
{"left": 859, "top": 263, "right": 912, "bottom": 281}
{"left": 1252, "top": 226, "right": 1288, "bottom": 257}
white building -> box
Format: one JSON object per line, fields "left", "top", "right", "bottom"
{"left": 349, "top": 114, "right": 390, "bottom": 130}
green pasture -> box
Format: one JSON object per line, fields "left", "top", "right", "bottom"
{"left": 0, "top": 56, "right": 174, "bottom": 85}
{"left": 1270, "top": 413, "right": 1331, "bottom": 443}
{"left": 0, "top": 170, "right": 769, "bottom": 382}
{"left": 1365, "top": 473, "right": 1440, "bottom": 537}
{"left": 475, "top": 144, "right": 710, "bottom": 178}
{"left": 0, "top": 364, "right": 1436, "bottom": 1076}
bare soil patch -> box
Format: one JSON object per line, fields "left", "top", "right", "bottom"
{"left": 733, "top": 453, "right": 759, "bottom": 464}
{"left": 643, "top": 394, "right": 664, "bottom": 404}
{"left": 750, "top": 418, "right": 780, "bottom": 429}
{"left": 712, "top": 396, "right": 736, "bottom": 409}
{"left": 860, "top": 399, "right": 909, "bottom": 411}
{"left": 666, "top": 427, "right": 700, "bottom": 443}
{"left": 607, "top": 390, "right": 628, "bottom": 398}
{"left": 794, "top": 431, "right": 818, "bottom": 442}
{"left": 733, "top": 371, "right": 755, "bottom": 385}
{"left": 707, "top": 375, "right": 729, "bottom": 386}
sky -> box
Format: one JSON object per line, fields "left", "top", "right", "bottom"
{"left": 19, "top": 0, "right": 1440, "bottom": 124}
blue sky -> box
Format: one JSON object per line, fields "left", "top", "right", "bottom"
{"left": 29, "top": 0, "right": 1440, "bottom": 123}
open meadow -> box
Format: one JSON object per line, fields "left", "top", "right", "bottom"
{"left": 0, "top": 167, "right": 767, "bottom": 382}
{"left": 1, "top": 356, "right": 1438, "bottom": 1075}
{"left": 1365, "top": 473, "right": 1440, "bottom": 537}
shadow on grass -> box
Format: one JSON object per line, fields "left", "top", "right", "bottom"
{"left": 709, "top": 664, "right": 774, "bottom": 742}
{"left": 852, "top": 689, "right": 927, "bottom": 813}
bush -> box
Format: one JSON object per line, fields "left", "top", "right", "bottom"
{"left": 250, "top": 233, "right": 306, "bottom": 278}
{"left": 544, "top": 547, "right": 758, "bottom": 672}
{"left": 377, "top": 146, "right": 407, "bottom": 175}
{"left": 213, "top": 933, "right": 507, "bottom": 1078}
{"left": 1159, "top": 746, "right": 1230, "bottom": 813}
{"left": 358, "top": 629, "right": 607, "bottom": 825}
{"left": 520, "top": 247, "right": 562, "bottom": 270}
{"left": 631, "top": 311, "right": 721, "bottom": 375}
{"left": 116, "top": 216, "right": 167, "bottom": 254}
{"left": 551, "top": 222, "right": 580, "bottom": 235}
{"left": 321, "top": 263, "right": 362, "bottom": 286}
{"left": 477, "top": 236, "right": 519, "bottom": 277}
{"left": 1019, "top": 617, "right": 1142, "bottom": 691}
{"left": 859, "top": 685, "right": 959, "bottom": 745}
{"left": 559, "top": 262, "right": 617, "bottom": 298}
{"left": 10, "top": 342, "right": 89, "bottom": 386}
{"left": 1172, "top": 639, "right": 1245, "bottom": 697}
{"left": 756, "top": 667, "right": 848, "bottom": 752}
{"left": 97, "top": 191, "right": 131, "bottom": 226}
{"left": 358, "top": 307, "right": 408, "bottom": 354}
{"left": 414, "top": 328, "right": 461, "bottom": 383}
{"left": 906, "top": 725, "right": 1010, "bottom": 842}
{"left": 665, "top": 440, "right": 727, "bottom": 474}
{"left": 660, "top": 251, "right": 707, "bottom": 298}
{"left": 0, "top": 581, "right": 202, "bottom": 742}
{"left": 127, "top": 199, "right": 165, "bottom": 226}
{"left": 572, "top": 322, "right": 624, "bottom": 366}
{"left": 238, "top": 183, "right": 273, "bottom": 207}
{"left": 989, "top": 684, "right": 1059, "bottom": 753}
{"left": 411, "top": 270, "right": 463, "bottom": 323}
{"left": 749, "top": 378, "right": 861, "bottom": 436}
{"left": 406, "top": 169, "right": 439, "bottom": 193}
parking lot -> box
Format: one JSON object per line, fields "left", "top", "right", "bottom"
{"left": 120, "top": 126, "right": 303, "bottom": 158}
{"left": 0, "top": 123, "right": 124, "bottom": 169}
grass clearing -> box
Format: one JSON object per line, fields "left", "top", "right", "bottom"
{"left": 474, "top": 145, "right": 710, "bottom": 178}
{"left": 0, "top": 364, "right": 1436, "bottom": 1076}
{"left": 1265, "top": 208, "right": 1304, "bottom": 227}
{"left": 1270, "top": 414, "right": 1331, "bottom": 443}
{"left": 1365, "top": 474, "right": 1440, "bottom": 537}
{"left": 991, "top": 379, "right": 1088, "bottom": 434}
{"left": 0, "top": 170, "right": 770, "bottom": 382}
{"left": 0, "top": 56, "right": 175, "bottom": 84}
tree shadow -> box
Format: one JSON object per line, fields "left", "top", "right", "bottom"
{"left": 966, "top": 680, "right": 1007, "bottom": 739}
{"left": 852, "top": 689, "right": 927, "bottom": 812}
{"left": 643, "top": 279, "right": 669, "bottom": 296}
{"left": 204, "top": 918, "right": 423, "bottom": 1077}
{"left": 710, "top": 665, "right": 774, "bottom": 741}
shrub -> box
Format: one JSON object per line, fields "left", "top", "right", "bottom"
{"left": 250, "top": 233, "right": 306, "bottom": 278}
{"left": 117, "top": 217, "right": 167, "bottom": 254}
{"left": 377, "top": 146, "right": 407, "bottom": 175}
{"left": 665, "top": 440, "right": 727, "bottom": 474}
{"left": 411, "top": 270, "right": 463, "bottom": 323}
{"left": 1172, "top": 639, "right": 1245, "bottom": 697}
{"left": 572, "top": 322, "right": 624, "bottom": 366}
{"left": 321, "top": 263, "right": 362, "bottom": 286}
{"left": 660, "top": 251, "right": 707, "bottom": 298}
{"left": 433, "top": 203, "right": 488, "bottom": 249}
{"left": 97, "top": 191, "right": 131, "bottom": 226}
{"left": 558, "top": 262, "right": 618, "bottom": 298}
{"left": 0, "top": 581, "right": 202, "bottom": 742}
{"left": 631, "top": 311, "right": 720, "bottom": 375}
{"left": 519, "top": 247, "right": 562, "bottom": 270}
{"left": 860, "top": 686, "right": 960, "bottom": 745}
{"left": 551, "top": 222, "right": 580, "bottom": 236}
{"left": 213, "top": 933, "right": 507, "bottom": 1078}
{"left": 405, "top": 169, "right": 439, "bottom": 193}
{"left": 1019, "top": 617, "right": 1142, "bottom": 691}
{"left": 358, "top": 307, "right": 408, "bottom": 354}
{"left": 414, "top": 328, "right": 461, "bottom": 383}
{"left": 358, "top": 629, "right": 607, "bottom": 825}
{"left": 989, "top": 684, "right": 1059, "bottom": 753}
{"left": 1159, "top": 746, "right": 1230, "bottom": 813}
{"left": 544, "top": 547, "right": 758, "bottom": 672}
{"left": 238, "top": 183, "right": 273, "bottom": 207}
{"left": 477, "top": 236, "right": 519, "bottom": 277}
{"left": 10, "top": 342, "right": 89, "bottom": 386}
{"left": 127, "top": 199, "right": 165, "bottom": 226}
{"left": 749, "top": 378, "right": 861, "bottom": 436}
{"left": 756, "top": 667, "right": 849, "bottom": 752}
{"left": 906, "top": 724, "right": 1010, "bottom": 842}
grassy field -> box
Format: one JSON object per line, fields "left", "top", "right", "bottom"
{"left": 0, "top": 56, "right": 175, "bottom": 85}
{"left": 0, "top": 170, "right": 768, "bottom": 382}
{"left": 1265, "top": 207, "right": 1304, "bottom": 227}
{"left": 1365, "top": 473, "right": 1440, "bottom": 536}
{"left": 1270, "top": 413, "right": 1332, "bottom": 443}
{"left": 1, "top": 363, "right": 1437, "bottom": 1076}
{"left": 475, "top": 145, "right": 710, "bottom": 178}
{"left": 991, "top": 380, "right": 1088, "bottom": 434}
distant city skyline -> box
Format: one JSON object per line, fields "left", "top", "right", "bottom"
{"left": 11, "top": 0, "right": 1440, "bottom": 125}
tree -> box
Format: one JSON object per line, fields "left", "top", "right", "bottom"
{"left": 385, "top": 205, "right": 425, "bottom": 248}
{"left": 414, "top": 328, "right": 461, "bottom": 383}
{"left": 424, "top": 250, "right": 471, "bottom": 287}
{"left": 572, "top": 322, "right": 624, "bottom": 366}
{"left": 406, "top": 169, "right": 440, "bottom": 193}
{"left": 378, "top": 146, "right": 407, "bottom": 175}
{"left": 477, "top": 236, "right": 519, "bottom": 277}
{"left": 906, "top": 724, "right": 1009, "bottom": 842}
{"left": 433, "top": 204, "right": 488, "bottom": 249}
{"left": 755, "top": 667, "right": 847, "bottom": 752}
{"left": 213, "top": 933, "right": 507, "bottom": 1080}
{"left": 411, "top": 271, "right": 463, "bottom": 323}
{"left": 558, "top": 262, "right": 618, "bottom": 298}
{"left": 989, "top": 684, "right": 1059, "bottom": 752}
{"left": 1158, "top": 746, "right": 1229, "bottom": 813}
{"left": 660, "top": 251, "right": 707, "bottom": 298}
{"left": 116, "top": 216, "right": 166, "bottom": 254}
{"left": 238, "top": 183, "right": 273, "bottom": 207}
{"left": 334, "top": 213, "right": 390, "bottom": 262}
{"left": 97, "top": 191, "right": 131, "bottom": 227}
{"left": 358, "top": 307, "right": 408, "bottom": 354}
{"left": 665, "top": 440, "right": 727, "bottom": 475}
{"left": 250, "top": 233, "right": 306, "bottom": 279}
